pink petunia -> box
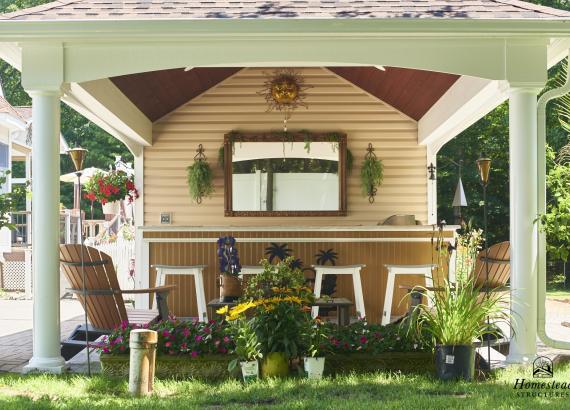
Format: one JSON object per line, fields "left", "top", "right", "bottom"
{"left": 195, "top": 335, "right": 203, "bottom": 343}
{"left": 162, "top": 330, "right": 170, "bottom": 337}
{"left": 182, "top": 328, "right": 190, "bottom": 337}
{"left": 165, "top": 341, "right": 172, "bottom": 347}
{"left": 360, "top": 336, "right": 368, "bottom": 344}
{"left": 191, "top": 351, "right": 198, "bottom": 357}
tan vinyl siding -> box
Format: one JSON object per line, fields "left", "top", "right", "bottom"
{"left": 145, "top": 67, "right": 426, "bottom": 226}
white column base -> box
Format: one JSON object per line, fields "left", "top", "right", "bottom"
{"left": 505, "top": 352, "right": 535, "bottom": 366}
{"left": 23, "top": 356, "right": 67, "bottom": 374}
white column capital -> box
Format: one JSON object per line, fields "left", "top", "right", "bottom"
{"left": 507, "top": 86, "right": 542, "bottom": 96}
{"left": 26, "top": 88, "right": 62, "bottom": 98}
{"left": 21, "top": 43, "right": 63, "bottom": 92}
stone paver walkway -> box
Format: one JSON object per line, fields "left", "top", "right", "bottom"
{"left": 0, "top": 299, "right": 84, "bottom": 373}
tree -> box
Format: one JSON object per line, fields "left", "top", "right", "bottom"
{"left": 0, "top": 0, "right": 133, "bottom": 218}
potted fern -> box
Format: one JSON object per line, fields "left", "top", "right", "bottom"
{"left": 360, "top": 144, "right": 383, "bottom": 202}
{"left": 187, "top": 147, "right": 214, "bottom": 204}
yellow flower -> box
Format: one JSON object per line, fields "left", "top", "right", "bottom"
{"left": 216, "top": 305, "right": 229, "bottom": 315}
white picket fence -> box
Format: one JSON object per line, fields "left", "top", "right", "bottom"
{"left": 88, "top": 238, "right": 136, "bottom": 292}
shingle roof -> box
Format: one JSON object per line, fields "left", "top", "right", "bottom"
{"left": 2, "top": 0, "right": 570, "bottom": 21}
{"left": 0, "top": 97, "right": 29, "bottom": 123}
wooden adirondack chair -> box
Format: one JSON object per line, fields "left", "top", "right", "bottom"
{"left": 59, "top": 244, "right": 175, "bottom": 358}
{"left": 472, "top": 241, "right": 511, "bottom": 289}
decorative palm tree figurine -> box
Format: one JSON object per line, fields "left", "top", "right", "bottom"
{"left": 264, "top": 242, "right": 292, "bottom": 264}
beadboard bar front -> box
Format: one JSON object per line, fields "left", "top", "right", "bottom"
{"left": 140, "top": 226, "right": 457, "bottom": 324}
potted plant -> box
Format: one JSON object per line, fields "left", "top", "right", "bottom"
{"left": 302, "top": 317, "right": 329, "bottom": 379}
{"left": 412, "top": 275, "right": 509, "bottom": 381}
{"left": 227, "top": 317, "right": 262, "bottom": 383}
{"left": 217, "top": 236, "right": 242, "bottom": 302}
{"left": 83, "top": 170, "right": 138, "bottom": 214}
{"left": 242, "top": 257, "right": 307, "bottom": 299}
{"left": 186, "top": 156, "right": 214, "bottom": 204}
{"left": 225, "top": 268, "right": 314, "bottom": 378}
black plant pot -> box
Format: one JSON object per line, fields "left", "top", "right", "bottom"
{"left": 435, "top": 345, "right": 475, "bottom": 381}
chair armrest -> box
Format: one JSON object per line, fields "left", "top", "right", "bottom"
{"left": 120, "top": 285, "right": 176, "bottom": 294}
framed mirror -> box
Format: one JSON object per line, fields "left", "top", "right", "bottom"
{"left": 224, "top": 133, "right": 347, "bottom": 217}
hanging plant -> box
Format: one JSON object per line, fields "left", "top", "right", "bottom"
{"left": 360, "top": 143, "right": 383, "bottom": 203}
{"left": 187, "top": 144, "right": 214, "bottom": 204}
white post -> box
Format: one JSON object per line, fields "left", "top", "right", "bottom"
{"left": 506, "top": 88, "right": 540, "bottom": 364}
{"left": 23, "top": 90, "right": 66, "bottom": 373}
{"left": 132, "top": 144, "right": 149, "bottom": 309}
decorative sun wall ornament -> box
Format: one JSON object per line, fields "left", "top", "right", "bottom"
{"left": 258, "top": 69, "right": 311, "bottom": 131}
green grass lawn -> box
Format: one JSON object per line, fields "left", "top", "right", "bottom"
{"left": 0, "top": 364, "right": 569, "bottom": 409}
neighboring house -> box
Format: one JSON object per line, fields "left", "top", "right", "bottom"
{"left": 0, "top": 82, "right": 68, "bottom": 254}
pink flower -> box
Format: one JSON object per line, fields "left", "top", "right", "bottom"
{"left": 214, "top": 339, "right": 220, "bottom": 347}
{"left": 360, "top": 336, "right": 368, "bottom": 344}
{"left": 162, "top": 330, "right": 170, "bottom": 337}
{"left": 103, "top": 348, "right": 110, "bottom": 353}
{"left": 182, "top": 328, "right": 190, "bottom": 337}
{"left": 195, "top": 335, "right": 203, "bottom": 343}
{"left": 181, "top": 343, "right": 188, "bottom": 351}
{"left": 120, "top": 321, "right": 128, "bottom": 330}
{"left": 218, "top": 347, "right": 227, "bottom": 354}
{"left": 223, "top": 336, "right": 230, "bottom": 343}
{"left": 191, "top": 351, "right": 198, "bottom": 358}
{"left": 165, "top": 341, "right": 171, "bottom": 347}
{"left": 203, "top": 327, "right": 211, "bottom": 334}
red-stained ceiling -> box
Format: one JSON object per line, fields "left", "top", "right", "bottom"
{"left": 110, "top": 66, "right": 459, "bottom": 123}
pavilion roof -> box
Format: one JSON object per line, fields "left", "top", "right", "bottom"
{"left": 2, "top": 0, "right": 570, "bottom": 21}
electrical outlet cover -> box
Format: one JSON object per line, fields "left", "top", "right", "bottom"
{"left": 160, "top": 212, "right": 172, "bottom": 225}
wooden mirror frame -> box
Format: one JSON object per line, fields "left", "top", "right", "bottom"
{"left": 224, "top": 132, "right": 347, "bottom": 217}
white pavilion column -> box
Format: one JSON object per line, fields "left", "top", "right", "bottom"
{"left": 506, "top": 88, "right": 540, "bottom": 364}
{"left": 23, "top": 90, "right": 66, "bottom": 373}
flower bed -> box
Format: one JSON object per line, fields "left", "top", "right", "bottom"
{"left": 100, "top": 353, "right": 236, "bottom": 380}
{"left": 96, "top": 316, "right": 433, "bottom": 379}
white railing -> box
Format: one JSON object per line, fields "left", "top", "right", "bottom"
{"left": 86, "top": 238, "right": 136, "bottom": 291}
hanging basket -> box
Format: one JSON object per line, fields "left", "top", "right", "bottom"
{"left": 102, "top": 200, "right": 121, "bottom": 215}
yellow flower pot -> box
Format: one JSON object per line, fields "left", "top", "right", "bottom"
{"left": 261, "top": 352, "right": 289, "bottom": 378}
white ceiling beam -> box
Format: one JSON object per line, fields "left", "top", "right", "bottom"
{"left": 64, "top": 79, "right": 152, "bottom": 146}
{"left": 418, "top": 76, "right": 509, "bottom": 151}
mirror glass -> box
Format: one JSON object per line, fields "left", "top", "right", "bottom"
{"left": 231, "top": 142, "right": 340, "bottom": 211}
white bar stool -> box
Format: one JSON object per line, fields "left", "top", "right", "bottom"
{"left": 239, "top": 265, "right": 264, "bottom": 277}
{"left": 152, "top": 264, "right": 208, "bottom": 322}
{"left": 311, "top": 264, "right": 366, "bottom": 319}
{"left": 382, "top": 264, "right": 436, "bottom": 325}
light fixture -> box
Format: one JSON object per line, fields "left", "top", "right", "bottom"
{"left": 476, "top": 153, "right": 491, "bottom": 187}
{"left": 68, "top": 147, "right": 87, "bottom": 173}
{"left": 427, "top": 163, "right": 436, "bottom": 181}
{"left": 476, "top": 152, "right": 492, "bottom": 372}
{"left": 66, "top": 146, "right": 91, "bottom": 376}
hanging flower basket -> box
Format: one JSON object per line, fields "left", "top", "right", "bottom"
{"left": 83, "top": 170, "right": 139, "bottom": 211}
